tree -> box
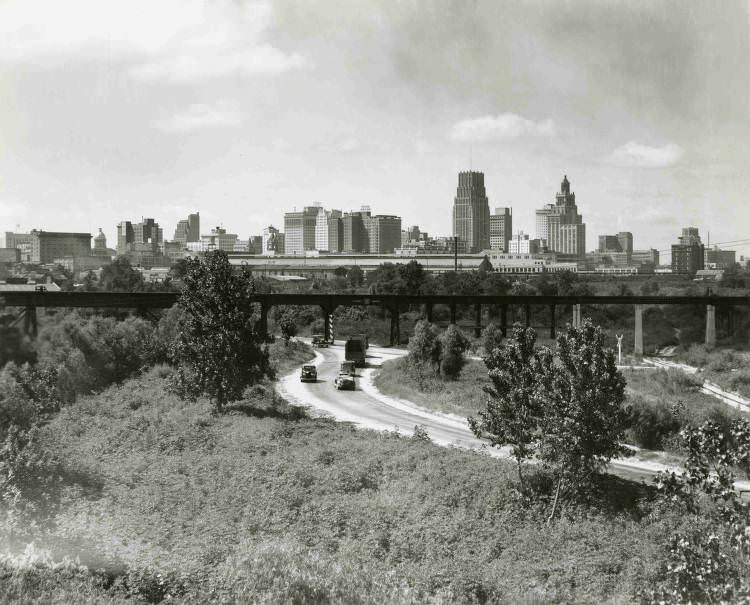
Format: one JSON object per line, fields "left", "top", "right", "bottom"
{"left": 648, "top": 420, "right": 750, "bottom": 604}
{"left": 536, "top": 319, "right": 627, "bottom": 521}
{"left": 406, "top": 320, "right": 441, "bottom": 389}
{"left": 347, "top": 266, "right": 364, "bottom": 287}
{"left": 398, "top": 260, "right": 426, "bottom": 295}
{"left": 278, "top": 313, "right": 297, "bottom": 343}
{"left": 439, "top": 324, "right": 470, "bottom": 380}
{"left": 169, "top": 250, "right": 271, "bottom": 412}
{"left": 469, "top": 325, "right": 543, "bottom": 492}
{"left": 99, "top": 257, "right": 144, "bottom": 292}
{"left": 480, "top": 322, "right": 504, "bottom": 357}
{"left": 478, "top": 255, "right": 493, "bottom": 275}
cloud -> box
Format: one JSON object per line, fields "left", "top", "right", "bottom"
{"left": 450, "top": 113, "right": 556, "bottom": 142}
{"left": 609, "top": 141, "right": 683, "bottom": 168}
{"left": 154, "top": 103, "right": 243, "bottom": 133}
{"left": 0, "top": 0, "right": 307, "bottom": 81}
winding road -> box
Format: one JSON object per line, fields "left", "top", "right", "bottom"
{"left": 279, "top": 341, "right": 673, "bottom": 484}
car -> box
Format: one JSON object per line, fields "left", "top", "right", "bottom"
{"left": 311, "top": 334, "right": 329, "bottom": 347}
{"left": 333, "top": 373, "right": 355, "bottom": 390}
{"left": 34, "top": 285, "right": 47, "bottom": 292}
{"left": 340, "top": 361, "right": 356, "bottom": 376}
{"left": 300, "top": 365, "right": 317, "bottom": 383}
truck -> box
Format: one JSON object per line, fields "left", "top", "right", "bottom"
{"left": 344, "top": 337, "right": 367, "bottom": 367}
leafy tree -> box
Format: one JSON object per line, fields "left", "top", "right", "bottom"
{"left": 399, "top": 260, "right": 426, "bottom": 294}
{"left": 648, "top": 420, "right": 750, "bottom": 604}
{"left": 334, "top": 266, "right": 348, "bottom": 278}
{"left": 478, "top": 255, "right": 493, "bottom": 275}
{"left": 80, "top": 271, "right": 98, "bottom": 292}
{"left": 406, "top": 320, "right": 441, "bottom": 389}
{"left": 169, "top": 258, "right": 190, "bottom": 281}
{"left": 536, "top": 319, "right": 627, "bottom": 521}
{"left": 278, "top": 313, "right": 297, "bottom": 343}
{"left": 480, "top": 322, "right": 504, "bottom": 356}
{"left": 347, "top": 266, "right": 364, "bottom": 288}
{"left": 469, "top": 325, "right": 543, "bottom": 492}
{"left": 99, "top": 256, "right": 144, "bottom": 292}
{"left": 439, "top": 324, "right": 470, "bottom": 380}
{"left": 169, "top": 250, "right": 271, "bottom": 412}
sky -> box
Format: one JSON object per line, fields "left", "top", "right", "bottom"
{"left": 0, "top": 0, "right": 748, "bottom": 259}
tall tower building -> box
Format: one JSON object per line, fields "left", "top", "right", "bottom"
{"left": 283, "top": 206, "right": 318, "bottom": 255}
{"left": 187, "top": 213, "right": 200, "bottom": 242}
{"left": 536, "top": 176, "right": 586, "bottom": 259}
{"left": 489, "top": 207, "right": 512, "bottom": 252}
{"left": 452, "top": 171, "right": 490, "bottom": 253}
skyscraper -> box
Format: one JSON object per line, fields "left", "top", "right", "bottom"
{"left": 174, "top": 212, "right": 200, "bottom": 244}
{"left": 452, "top": 171, "right": 490, "bottom": 253}
{"left": 536, "top": 176, "right": 585, "bottom": 258}
{"left": 489, "top": 207, "right": 512, "bottom": 252}
{"left": 672, "top": 227, "right": 704, "bottom": 274}
{"left": 284, "top": 206, "right": 318, "bottom": 255}
{"left": 365, "top": 215, "right": 402, "bottom": 253}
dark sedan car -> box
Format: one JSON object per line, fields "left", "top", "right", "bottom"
{"left": 300, "top": 365, "right": 317, "bottom": 383}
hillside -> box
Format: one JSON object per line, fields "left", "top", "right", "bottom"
{"left": 1, "top": 362, "right": 670, "bottom": 603}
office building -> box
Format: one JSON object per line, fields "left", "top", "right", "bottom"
{"left": 705, "top": 246, "right": 736, "bottom": 269}
{"left": 342, "top": 207, "right": 371, "bottom": 253}
{"left": 365, "top": 215, "right": 402, "bottom": 254}
{"left": 631, "top": 249, "right": 660, "bottom": 267}
{"left": 489, "top": 207, "right": 512, "bottom": 252}
{"left": 173, "top": 213, "right": 200, "bottom": 244}
{"left": 116, "top": 218, "right": 166, "bottom": 267}
{"left": 671, "top": 227, "right": 705, "bottom": 274}
{"left": 199, "top": 227, "right": 238, "bottom": 252}
{"left": 249, "top": 236, "right": 263, "bottom": 255}
{"left": 284, "top": 206, "right": 319, "bottom": 255}
{"left": 327, "top": 215, "right": 343, "bottom": 253}
{"left": 453, "top": 171, "right": 490, "bottom": 253}
{"left": 509, "top": 231, "right": 542, "bottom": 254}
{"left": 28, "top": 230, "right": 92, "bottom": 264}
{"left": 617, "top": 232, "right": 633, "bottom": 255}
{"left": 262, "top": 225, "right": 284, "bottom": 255}
{"left": 536, "top": 176, "right": 585, "bottom": 259}
{"left": 5, "top": 232, "right": 35, "bottom": 262}
{"left": 598, "top": 235, "right": 622, "bottom": 253}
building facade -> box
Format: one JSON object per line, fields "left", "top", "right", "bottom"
{"left": 509, "top": 231, "right": 542, "bottom": 254}
{"left": 365, "top": 215, "right": 402, "bottom": 254}
{"left": 5, "top": 232, "right": 35, "bottom": 262}
{"left": 489, "top": 207, "right": 512, "bottom": 251}
{"left": 452, "top": 171, "right": 490, "bottom": 253}
{"left": 30, "top": 230, "right": 92, "bottom": 264}
{"left": 537, "top": 176, "right": 585, "bottom": 259}
{"left": 631, "top": 249, "right": 660, "bottom": 267}
{"left": 342, "top": 208, "right": 370, "bottom": 253}
{"left": 704, "top": 246, "right": 736, "bottom": 269}
{"left": 284, "top": 206, "right": 319, "bottom": 255}
{"left": 671, "top": 227, "right": 705, "bottom": 274}
{"left": 262, "top": 225, "right": 284, "bottom": 255}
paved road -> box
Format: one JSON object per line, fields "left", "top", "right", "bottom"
{"left": 279, "top": 342, "right": 671, "bottom": 484}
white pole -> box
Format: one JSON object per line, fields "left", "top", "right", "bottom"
{"left": 616, "top": 334, "right": 623, "bottom": 364}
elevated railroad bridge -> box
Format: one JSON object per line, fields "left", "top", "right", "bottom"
{"left": 2, "top": 291, "right": 747, "bottom": 354}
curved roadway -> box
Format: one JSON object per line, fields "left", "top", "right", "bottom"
{"left": 279, "top": 342, "right": 669, "bottom": 484}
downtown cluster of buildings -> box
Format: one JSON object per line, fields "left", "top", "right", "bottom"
{"left": 0, "top": 170, "right": 740, "bottom": 283}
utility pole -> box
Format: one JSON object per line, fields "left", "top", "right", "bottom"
{"left": 454, "top": 236, "right": 458, "bottom": 272}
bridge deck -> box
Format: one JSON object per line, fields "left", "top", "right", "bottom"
{"left": 0, "top": 291, "right": 747, "bottom": 309}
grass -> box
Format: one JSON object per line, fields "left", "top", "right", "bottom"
{"left": 675, "top": 344, "right": 750, "bottom": 399}
{"left": 374, "top": 356, "right": 743, "bottom": 453}
{"left": 374, "top": 357, "right": 489, "bottom": 417}
{"left": 1, "top": 358, "right": 681, "bottom": 603}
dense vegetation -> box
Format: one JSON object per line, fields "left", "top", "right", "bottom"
{"left": 1, "top": 252, "right": 749, "bottom": 603}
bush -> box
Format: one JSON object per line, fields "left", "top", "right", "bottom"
{"left": 406, "top": 321, "right": 441, "bottom": 388}
{"left": 480, "top": 322, "right": 504, "bottom": 357}
{"left": 439, "top": 324, "right": 470, "bottom": 380}
{"left": 625, "top": 395, "right": 680, "bottom": 450}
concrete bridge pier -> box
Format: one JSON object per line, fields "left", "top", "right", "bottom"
{"left": 524, "top": 304, "right": 531, "bottom": 328}
{"left": 23, "top": 306, "right": 38, "bottom": 337}
{"left": 572, "top": 304, "right": 582, "bottom": 328}
{"left": 500, "top": 304, "right": 507, "bottom": 337}
{"left": 389, "top": 303, "right": 401, "bottom": 347}
{"left": 425, "top": 303, "right": 433, "bottom": 323}
{"left": 706, "top": 304, "right": 716, "bottom": 348}
{"left": 549, "top": 305, "right": 556, "bottom": 339}
{"left": 320, "top": 305, "right": 336, "bottom": 342}
{"left": 634, "top": 304, "right": 643, "bottom": 358}
{"left": 450, "top": 303, "right": 457, "bottom": 325}
{"left": 474, "top": 303, "right": 482, "bottom": 337}
{"left": 258, "top": 302, "right": 269, "bottom": 340}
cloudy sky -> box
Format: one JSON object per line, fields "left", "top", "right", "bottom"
{"left": 0, "top": 0, "right": 748, "bottom": 258}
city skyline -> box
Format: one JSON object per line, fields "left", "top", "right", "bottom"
{"left": 0, "top": 1, "right": 748, "bottom": 261}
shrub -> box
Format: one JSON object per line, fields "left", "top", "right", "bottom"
{"left": 278, "top": 313, "right": 297, "bottom": 343}
{"left": 480, "top": 322, "right": 504, "bottom": 357}
{"left": 439, "top": 324, "right": 470, "bottom": 380}
{"left": 625, "top": 395, "right": 680, "bottom": 450}
{"left": 406, "top": 321, "right": 441, "bottom": 388}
